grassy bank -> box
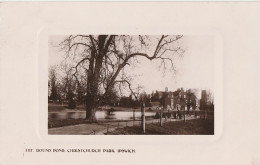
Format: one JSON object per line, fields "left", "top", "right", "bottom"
{"left": 106, "top": 119, "right": 214, "bottom": 135}
{"left": 48, "top": 118, "right": 90, "bottom": 129}
{"left": 48, "top": 103, "right": 86, "bottom": 112}
{"left": 48, "top": 103, "right": 141, "bottom": 112}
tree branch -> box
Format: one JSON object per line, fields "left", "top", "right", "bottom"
{"left": 114, "top": 79, "right": 138, "bottom": 100}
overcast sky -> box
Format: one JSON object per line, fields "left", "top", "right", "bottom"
{"left": 49, "top": 35, "right": 215, "bottom": 96}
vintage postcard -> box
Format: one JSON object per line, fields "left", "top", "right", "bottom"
{"left": 1, "top": 2, "right": 259, "bottom": 165}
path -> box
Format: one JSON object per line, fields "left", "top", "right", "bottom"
{"left": 48, "top": 115, "right": 200, "bottom": 135}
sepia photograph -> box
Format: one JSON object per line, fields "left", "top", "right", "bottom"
{"left": 48, "top": 35, "right": 215, "bottom": 135}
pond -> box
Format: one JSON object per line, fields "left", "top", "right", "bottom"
{"left": 48, "top": 111, "right": 156, "bottom": 121}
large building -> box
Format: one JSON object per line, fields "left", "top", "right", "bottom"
{"left": 151, "top": 87, "right": 198, "bottom": 111}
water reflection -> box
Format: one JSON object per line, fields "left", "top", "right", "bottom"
{"left": 49, "top": 111, "right": 156, "bottom": 121}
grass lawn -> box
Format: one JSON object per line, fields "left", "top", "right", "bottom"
{"left": 48, "top": 118, "right": 91, "bottom": 129}
{"left": 106, "top": 118, "right": 214, "bottom": 135}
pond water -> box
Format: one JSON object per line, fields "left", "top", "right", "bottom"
{"left": 48, "top": 111, "right": 156, "bottom": 121}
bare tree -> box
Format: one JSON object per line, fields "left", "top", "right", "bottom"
{"left": 59, "top": 35, "right": 184, "bottom": 122}
{"left": 48, "top": 66, "right": 59, "bottom": 102}
{"left": 185, "top": 89, "right": 198, "bottom": 114}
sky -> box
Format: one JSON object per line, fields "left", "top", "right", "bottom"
{"left": 49, "top": 35, "right": 215, "bottom": 97}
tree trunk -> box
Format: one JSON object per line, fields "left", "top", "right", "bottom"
{"left": 85, "top": 48, "right": 97, "bottom": 123}
{"left": 85, "top": 82, "right": 99, "bottom": 122}
{"left": 85, "top": 36, "right": 114, "bottom": 123}
{"left": 85, "top": 91, "right": 98, "bottom": 122}
{"left": 86, "top": 102, "right": 97, "bottom": 122}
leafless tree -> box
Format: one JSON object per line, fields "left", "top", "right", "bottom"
{"left": 60, "top": 35, "right": 184, "bottom": 122}
{"left": 48, "top": 66, "right": 59, "bottom": 102}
